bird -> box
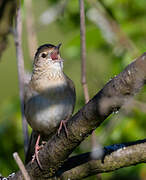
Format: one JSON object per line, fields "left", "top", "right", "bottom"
{"left": 24, "top": 43, "right": 76, "bottom": 168}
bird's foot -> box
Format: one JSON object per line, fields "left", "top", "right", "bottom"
{"left": 31, "top": 134, "right": 43, "bottom": 170}
{"left": 58, "top": 120, "right": 68, "bottom": 137}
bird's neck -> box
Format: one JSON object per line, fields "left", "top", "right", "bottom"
{"left": 30, "top": 64, "right": 67, "bottom": 93}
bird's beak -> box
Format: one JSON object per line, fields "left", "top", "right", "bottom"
{"left": 56, "top": 43, "right": 62, "bottom": 50}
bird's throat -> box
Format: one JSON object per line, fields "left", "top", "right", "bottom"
{"left": 30, "top": 68, "right": 66, "bottom": 93}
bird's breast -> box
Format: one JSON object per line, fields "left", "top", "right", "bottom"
{"left": 25, "top": 83, "right": 74, "bottom": 136}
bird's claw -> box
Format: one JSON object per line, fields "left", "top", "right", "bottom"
{"left": 31, "top": 134, "right": 43, "bottom": 170}
{"left": 58, "top": 120, "right": 68, "bottom": 137}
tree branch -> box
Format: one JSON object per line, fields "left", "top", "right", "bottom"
{"left": 59, "top": 139, "right": 146, "bottom": 179}
{"left": 79, "top": 3, "right": 102, "bottom": 179}
{"left": 14, "top": 4, "right": 29, "bottom": 155}
{"left": 11, "top": 53, "right": 146, "bottom": 179}
{"left": 13, "top": 152, "right": 31, "bottom": 180}
{"left": 79, "top": 0, "right": 90, "bottom": 103}
{"left": 24, "top": 0, "right": 38, "bottom": 60}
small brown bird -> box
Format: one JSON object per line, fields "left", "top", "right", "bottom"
{"left": 24, "top": 43, "right": 76, "bottom": 167}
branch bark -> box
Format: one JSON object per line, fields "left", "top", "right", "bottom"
{"left": 59, "top": 139, "right": 146, "bottom": 179}
{"left": 10, "top": 53, "right": 146, "bottom": 179}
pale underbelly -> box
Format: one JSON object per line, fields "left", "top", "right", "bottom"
{"left": 25, "top": 95, "right": 74, "bottom": 135}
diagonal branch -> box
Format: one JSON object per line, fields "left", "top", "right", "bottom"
{"left": 11, "top": 53, "right": 146, "bottom": 179}
{"left": 13, "top": 152, "right": 31, "bottom": 180}
{"left": 59, "top": 139, "right": 146, "bottom": 179}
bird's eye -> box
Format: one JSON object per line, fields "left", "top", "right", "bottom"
{"left": 41, "top": 53, "right": 47, "bottom": 58}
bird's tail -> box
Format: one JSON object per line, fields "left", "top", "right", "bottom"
{"left": 25, "top": 130, "right": 40, "bottom": 164}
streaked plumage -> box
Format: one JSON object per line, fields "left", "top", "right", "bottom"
{"left": 25, "top": 44, "right": 76, "bottom": 164}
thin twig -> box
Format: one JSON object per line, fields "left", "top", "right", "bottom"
{"left": 79, "top": 0, "right": 89, "bottom": 103}
{"left": 24, "top": 0, "right": 38, "bottom": 60}
{"left": 79, "top": 0, "right": 97, "bottom": 147}
{"left": 14, "top": 4, "right": 29, "bottom": 155}
{"left": 13, "top": 152, "right": 31, "bottom": 180}
{"left": 79, "top": 1, "right": 101, "bottom": 179}
{"left": 79, "top": 0, "right": 97, "bottom": 148}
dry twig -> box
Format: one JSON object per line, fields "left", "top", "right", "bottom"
{"left": 13, "top": 152, "right": 31, "bottom": 180}
{"left": 24, "top": 0, "right": 38, "bottom": 60}
{"left": 14, "top": 4, "right": 29, "bottom": 155}
{"left": 79, "top": 2, "right": 101, "bottom": 179}
{"left": 79, "top": 0, "right": 90, "bottom": 103}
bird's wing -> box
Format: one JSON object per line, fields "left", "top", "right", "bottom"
{"left": 25, "top": 130, "right": 39, "bottom": 164}
{"left": 24, "top": 72, "right": 40, "bottom": 164}
{"left": 64, "top": 74, "right": 76, "bottom": 114}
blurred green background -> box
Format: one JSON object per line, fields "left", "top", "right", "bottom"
{"left": 0, "top": 0, "right": 146, "bottom": 179}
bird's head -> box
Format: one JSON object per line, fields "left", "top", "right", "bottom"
{"left": 33, "top": 43, "right": 63, "bottom": 70}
